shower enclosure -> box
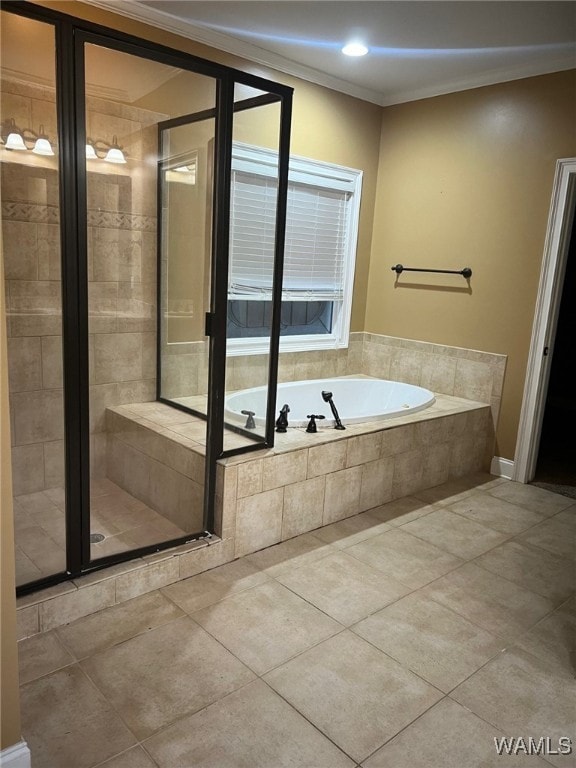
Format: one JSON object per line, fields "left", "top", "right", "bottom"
{"left": 1, "top": 2, "right": 292, "bottom": 593}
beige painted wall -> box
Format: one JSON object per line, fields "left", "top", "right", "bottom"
{"left": 367, "top": 71, "right": 576, "bottom": 459}
{"left": 1, "top": 192, "right": 23, "bottom": 750}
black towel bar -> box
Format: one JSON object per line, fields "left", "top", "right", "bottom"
{"left": 391, "top": 264, "right": 472, "bottom": 278}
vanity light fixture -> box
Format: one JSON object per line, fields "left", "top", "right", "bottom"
{"left": 342, "top": 42, "right": 369, "bottom": 57}
{"left": 85, "top": 134, "right": 127, "bottom": 164}
{"left": 1, "top": 119, "right": 55, "bottom": 155}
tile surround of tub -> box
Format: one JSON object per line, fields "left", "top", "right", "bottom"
{"left": 159, "top": 333, "right": 505, "bottom": 427}
{"left": 109, "top": 394, "right": 493, "bottom": 563}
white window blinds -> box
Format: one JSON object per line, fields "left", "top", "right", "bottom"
{"left": 228, "top": 167, "right": 351, "bottom": 301}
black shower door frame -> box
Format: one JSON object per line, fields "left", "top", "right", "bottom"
{"left": 4, "top": 1, "right": 292, "bottom": 596}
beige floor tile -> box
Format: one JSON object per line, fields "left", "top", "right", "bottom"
{"left": 513, "top": 596, "right": 576, "bottom": 674}
{"left": 18, "top": 630, "right": 75, "bottom": 684}
{"left": 17, "top": 525, "right": 66, "bottom": 577}
{"left": 413, "top": 474, "right": 503, "bottom": 507}
{"left": 352, "top": 592, "right": 504, "bottom": 692}
{"left": 447, "top": 491, "right": 547, "bottom": 534}
{"left": 20, "top": 666, "right": 136, "bottom": 768}
{"left": 57, "top": 591, "right": 184, "bottom": 659}
{"left": 90, "top": 478, "right": 123, "bottom": 497}
{"left": 162, "top": 558, "right": 269, "bottom": 614}
{"left": 313, "top": 511, "right": 391, "bottom": 549}
{"left": 81, "top": 616, "right": 255, "bottom": 739}
{"left": 487, "top": 481, "right": 574, "bottom": 517}
{"left": 347, "top": 528, "right": 463, "bottom": 589}
{"left": 144, "top": 679, "right": 355, "bottom": 768}
{"left": 15, "top": 481, "right": 183, "bottom": 585}
{"left": 475, "top": 540, "right": 575, "bottom": 604}
{"left": 96, "top": 746, "right": 157, "bottom": 768}
{"left": 277, "top": 550, "right": 410, "bottom": 626}
{"left": 15, "top": 546, "right": 43, "bottom": 585}
{"left": 402, "top": 508, "right": 510, "bottom": 560}
{"left": 368, "top": 495, "right": 438, "bottom": 526}
{"left": 451, "top": 648, "right": 576, "bottom": 768}
{"left": 419, "top": 562, "right": 555, "bottom": 641}
{"left": 192, "top": 580, "right": 342, "bottom": 674}
{"left": 245, "top": 532, "right": 334, "bottom": 578}
{"left": 555, "top": 505, "right": 576, "bottom": 530}
{"left": 364, "top": 697, "right": 551, "bottom": 768}
{"left": 265, "top": 630, "right": 443, "bottom": 763}
{"left": 516, "top": 514, "right": 576, "bottom": 560}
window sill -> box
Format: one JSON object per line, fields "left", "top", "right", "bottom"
{"left": 226, "top": 334, "right": 349, "bottom": 356}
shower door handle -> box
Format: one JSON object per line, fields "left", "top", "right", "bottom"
{"left": 205, "top": 312, "right": 215, "bottom": 337}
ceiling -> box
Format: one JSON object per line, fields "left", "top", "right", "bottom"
{"left": 85, "top": 1, "right": 576, "bottom": 106}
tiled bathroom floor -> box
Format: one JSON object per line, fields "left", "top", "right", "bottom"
{"left": 14, "top": 479, "right": 186, "bottom": 586}
{"left": 18, "top": 473, "right": 575, "bottom": 767}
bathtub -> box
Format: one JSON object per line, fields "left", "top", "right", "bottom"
{"left": 225, "top": 377, "right": 435, "bottom": 429}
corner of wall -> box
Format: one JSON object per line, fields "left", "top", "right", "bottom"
{"left": 0, "top": 197, "right": 24, "bottom": 753}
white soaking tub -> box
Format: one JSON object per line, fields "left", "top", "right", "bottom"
{"left": 224, "top": 377, "right": 435, "bottom": 429}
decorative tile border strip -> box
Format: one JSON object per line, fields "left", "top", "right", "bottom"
{"left": 2, "top": 201, "right": 156, "bottom": 232}
{"left": 1, "top": 201, "right": 59, "bottom": 224}
{"left": 88, "top": 210, "right": 157, "bottom": 232}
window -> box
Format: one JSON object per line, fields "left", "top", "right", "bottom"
{"left": 227, "top": 142, "right": 362, "bottom": 354}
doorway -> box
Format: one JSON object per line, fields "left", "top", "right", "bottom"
{"left": 531, "top": 210, "right": 576, "bottom": 498}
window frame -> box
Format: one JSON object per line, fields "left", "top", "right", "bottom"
{"left": 227, "top": 142, "right": 363, "bottom": 356}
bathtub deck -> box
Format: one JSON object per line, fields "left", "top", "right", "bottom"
{"left": 108, "top": 391, "right": 490, "bottom": 458}
{"left": 105, "top": 391, "right": 493, "bottom": 556}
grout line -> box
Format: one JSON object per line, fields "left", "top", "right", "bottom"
{"left": 259, "top": 676, "right": 361, "bottom": 764}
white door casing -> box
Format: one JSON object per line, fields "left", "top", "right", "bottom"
{"left": 514, "top": 158, "right": 576, "bottom": 482}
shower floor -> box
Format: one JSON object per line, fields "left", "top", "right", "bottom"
{"left": 13, "top": 479, "right": 187, "bottom": 588}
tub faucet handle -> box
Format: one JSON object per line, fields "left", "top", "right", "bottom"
{"left": 275, "top": 403, "right": 290, "bottom": 433}
{"left": 306, "top": 414, "right": 325, "bottom": 433}
{"left": 241, "top": 410, "right": 256, "bottom": 429}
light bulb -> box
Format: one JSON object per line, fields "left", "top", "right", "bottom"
{"left": 104, "top": 135, "right": 126, "bottom": 164}
{"left": 104, "top": 146, "right": 127, "bottom": 164}
{"left": 5, "top": 131, "right": 27, "bottom": 150}
{"left": 342, "top": 42, "right": 368, "bottom": 57}
{"left": 33, "top": 137, "right": 54, "bottom": 156}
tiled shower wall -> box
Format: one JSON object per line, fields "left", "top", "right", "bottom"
{"left": 2, "top": 76, "right": 65, "bottom": 495}
{"left": 2, "top": 78, "right": 164, "bottom": 494}
{"left": 86, "top": 91, "right": 164, "bottom": 480}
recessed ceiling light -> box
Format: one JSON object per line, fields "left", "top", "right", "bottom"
{"left": 342, "top": 42, "right": 368, "bottom": 57}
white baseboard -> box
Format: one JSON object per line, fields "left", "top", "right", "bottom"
{"left": 491, "top": 456, "right": 515, "bottom": 480}
{"left": 0, "top": 741, "right": 31, "bottom": 768}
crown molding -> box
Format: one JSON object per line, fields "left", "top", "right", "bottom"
{"left": 79, "top": 0, "right": 576, "bottom": 108}
{"left": 79, "top": 0, "right": 385, "bottom": 106}
{"left": 380, "top": 55, "right": 576, "bottom": 107}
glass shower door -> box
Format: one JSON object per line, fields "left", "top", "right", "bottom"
{"left": 221, "top": 86, "right": 290, "bottom": 454}
{"left": 158, "top": 115, "right": 214, "bottom": 418}
{"left": 82, "top": 39, "right": 217, "bottom": 561}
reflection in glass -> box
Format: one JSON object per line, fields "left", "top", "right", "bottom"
{"left": 222, "top": 87, "right": 282, "bottom": 451}
{"left": 85, "top": 45, "right": 216, "bottom": 560}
